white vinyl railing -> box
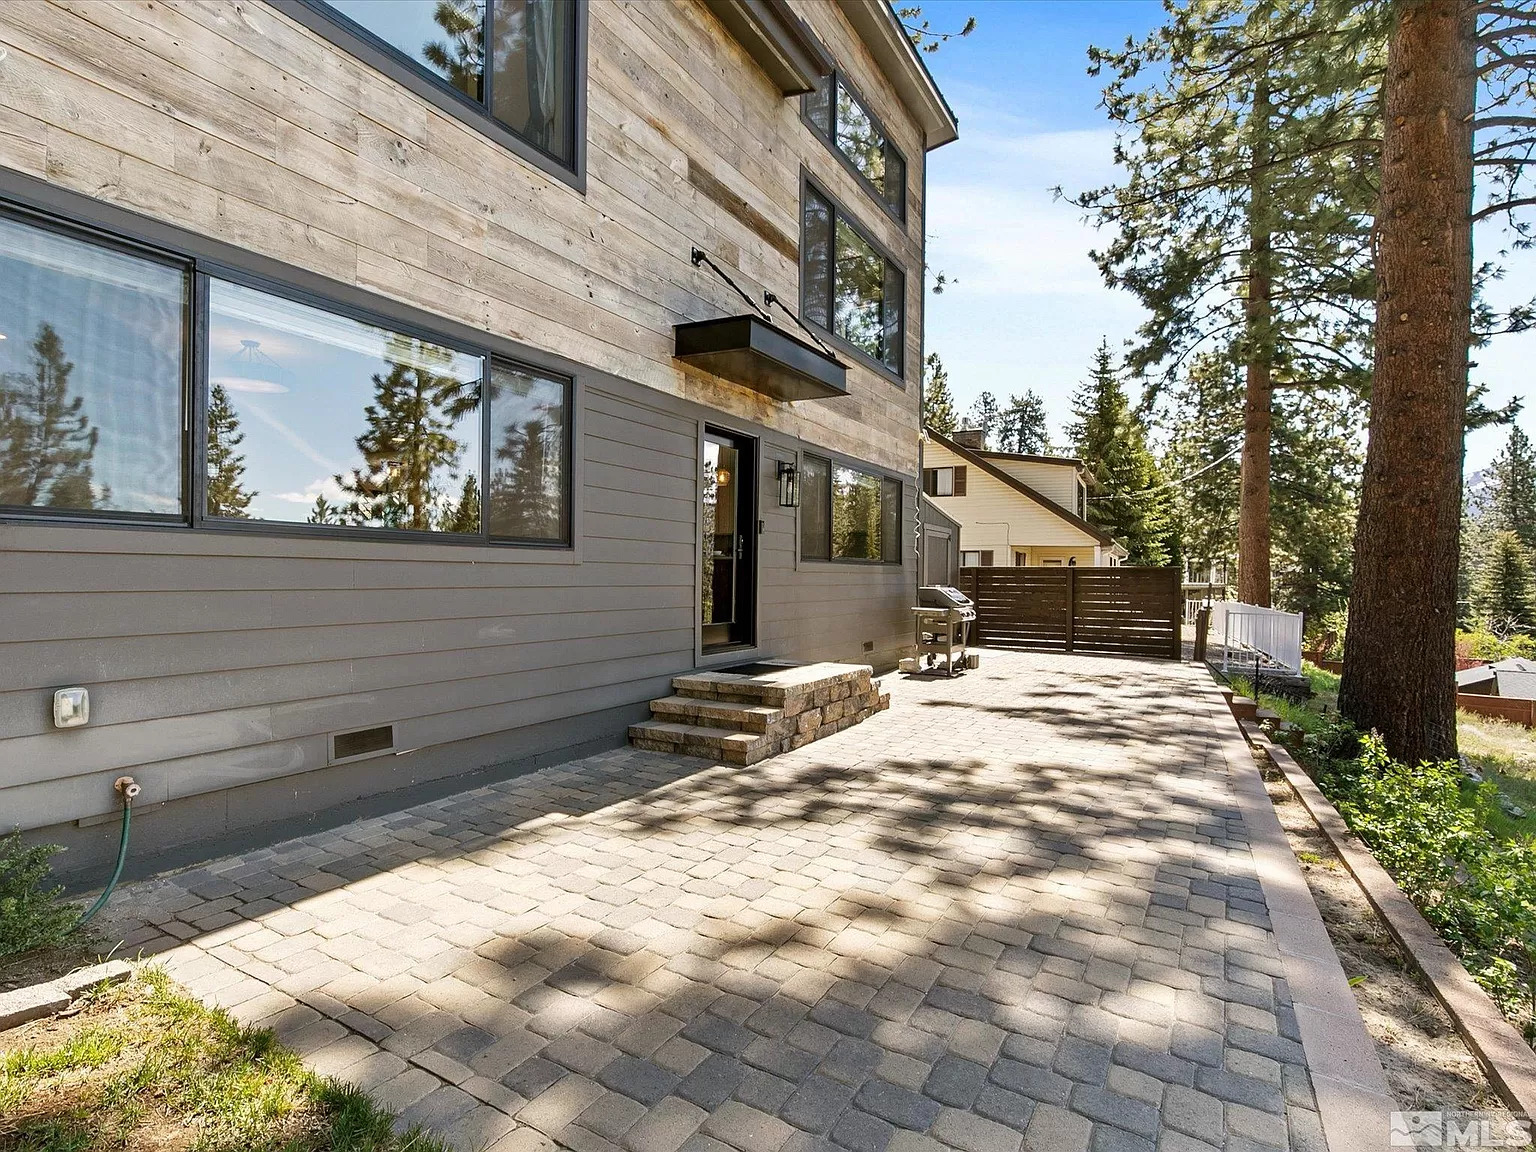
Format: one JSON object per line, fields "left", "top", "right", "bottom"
{"left": 1209, "top": 601, "right": 1304, "bottom": 672}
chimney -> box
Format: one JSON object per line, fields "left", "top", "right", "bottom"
{"left": 951, "top": 428, "right": 986, "bottom": 450}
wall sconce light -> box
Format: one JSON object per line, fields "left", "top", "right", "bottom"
{"left": 777, "top": 460, "right": 800, "bottom": 507}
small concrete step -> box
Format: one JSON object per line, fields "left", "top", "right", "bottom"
{"left": 628, "top": 720, "right": 776, "bottom": 766}
{"left": 648, "top": 694, "right": 785, "bottom": 733}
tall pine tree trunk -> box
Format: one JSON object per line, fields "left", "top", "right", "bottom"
{"left": 1239, "top": 75, "right": 1274, "bottom": 608}
{"left": 1339, "top": 0, "right": 1474, "bottom": 763}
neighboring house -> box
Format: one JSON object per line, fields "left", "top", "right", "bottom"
{"left": 921, "top": 428, "right": 1127, "bottom": 567}
{"left": 0, "top": 0, "right": 957, "bottom": 867}
{"left": 1458, "top": 659, "right": 1536, "bottom": 699}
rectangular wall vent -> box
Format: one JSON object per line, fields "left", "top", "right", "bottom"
{"left": 331, "top": 724, "right": 394, "bottom": 763}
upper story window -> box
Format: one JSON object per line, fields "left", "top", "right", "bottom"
{"left": 0, "top": 205, "right": 572, "bottom": 546}
{"left": 297, "top": 0, "right": 581, "bottom": 175}
{"left": 922, "top": 466, "right": 966, "bottom": 497}
{"left": 804, "top": 71, "right": 907, "bottom": 220}
{"left": 802, "top": 183, "right": 905, "bottom": 379}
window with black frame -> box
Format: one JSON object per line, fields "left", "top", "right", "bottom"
{"left": 0, "top": 201, "right": 574, "bottom": 546}
{"left": 204, "top": 278, "right": 571, "bottom": 543}
{"left": 802, "top": 186, "right": 905, "bottom": 377}
{"left": 804, "top": 72, "right": 906, "bottom": 218}
{"left": 320, "top": 0, "right": 579, "bottom": 167}
{"left": 799, "top": 453, "right": 901, "bottom": 564}
{"left": 0, "top": 213, "right": 187, "bottom": 519}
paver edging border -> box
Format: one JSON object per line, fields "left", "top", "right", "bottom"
{"left": 1249, "top": 724, "right": 1536, "bottom": 1120}
{"left": 0, "top": 959, "right": 135, "bottom": 1032}
{"left": 1188, "top": 677, "right": 1397, "bottom": 1152}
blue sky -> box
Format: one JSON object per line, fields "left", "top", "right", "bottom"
{"left": 916, "top": 0, "right": 1535, "bottom": 473}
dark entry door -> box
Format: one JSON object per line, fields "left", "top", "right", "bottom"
{"left": 701, "top": 427, "right": 756, "bottom": 650}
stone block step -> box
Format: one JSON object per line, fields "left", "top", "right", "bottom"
{"left": 648, "top": 695, "right": 785, "bottom": 733}
{"left": 627, "top": 720, "right": 776, "bottom": 766}
{"left": 672, "top": 661, "right": 873, "bottom": 710}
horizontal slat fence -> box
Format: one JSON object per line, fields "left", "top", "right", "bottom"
{"left": 958, "top": 566, "right": 1182, "bottom": 660}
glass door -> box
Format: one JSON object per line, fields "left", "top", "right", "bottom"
{"left": 701, "top": 428, "right": 756, "bottom": 650}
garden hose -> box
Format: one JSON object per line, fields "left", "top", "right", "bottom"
{"left": 76, "top": 776, "right": 139, "bottom": 928}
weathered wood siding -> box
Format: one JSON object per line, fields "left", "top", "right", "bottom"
{"left": 0, "top": 0, "right": 923, "bottom": 471}
{"left": 0, "top": 0, "right": 929, "bottom": 856}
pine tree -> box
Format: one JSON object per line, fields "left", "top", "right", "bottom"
{"left": 922, "top": 352, "right": 957, "bottom": 434}
{"left": 1160, "top": 353, "right": 1242, "bottom": 581}
{"left": 1484, "top": 425, "right": 1536, "bottom": 549}
{"left": 337, "top": 341, "right": 471, "bottom": 532}
{"left": 0, "top": 322, "right": 100, "bottom": 510}
{"left": 1074, "top": 0, "right": 1385, "bottom": 607}
{"left": 963, "top": 391, "right": 1001, "bottom": 448}
{"left": 997, "top": 391, "right": 1050, "bottom": 455}
{"left": 1473, "top": 530, "right": 1536, "bottom": 631}
{"left": 308, "top": 495, "right": 345, "bottom": 526}
{"left": 444, "top": 472, "right": 481, "bottom": 534}
{"left": 1069, "top": 341, "right": 1170, "bottom": 565}
{"left": 205, "top": 383, "right": 256, "bottom": 518}
{"left": 1342, "top": 2, "right": 1536, "bottom": 762}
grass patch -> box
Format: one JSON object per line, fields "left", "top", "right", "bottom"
{"left": 0, "top": 967, "right": 453, "bottom": 1152}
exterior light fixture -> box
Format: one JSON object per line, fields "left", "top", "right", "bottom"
{"left": 777, "top": 460, "right": 800, "bottom": 507}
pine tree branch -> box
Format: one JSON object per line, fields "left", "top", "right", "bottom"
{"left": 1473, "top": 196, "right": 1536, "bottom": 222}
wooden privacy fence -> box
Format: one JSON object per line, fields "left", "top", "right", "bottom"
{"left": 958, "top": 566, "right": 1183, "bottom": 660}
{"left": 1457, "top": 693, "right": 1536, "bottom": 728}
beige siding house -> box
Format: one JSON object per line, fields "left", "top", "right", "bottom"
{"left": 0, "top": 0, "right": 956, "bottom": 869}
{"left": 922, "top": 429, "right": 1126, "bottom": 567}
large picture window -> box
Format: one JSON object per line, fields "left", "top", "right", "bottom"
{"left": 312, "top": 0, "right": 580, "bottom": 169}
{"left": 802, "top": 185, "right": 905, "bottom": 377}
{"left": 206, "top": 280, "right": 485, "bottom": 533}
{"left": 0, "top": 214, "right": 186, "bottom": 519}
{"left": 799, "top": 453, "right": 901, "bottom": 564}
{"left": 804, "top": 72, "right": 906, "bottom": 219}
{"left": 0, "top": 203, "right": 573, "bottom": 547}
{"left": 203, "top": 279, "right": 572, "bottom": 544}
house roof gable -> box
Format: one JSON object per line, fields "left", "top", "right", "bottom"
{"left": 926, "top": 429, "right": 1119, "bottom": 549}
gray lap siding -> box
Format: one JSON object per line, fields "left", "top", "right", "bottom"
{"left": 1, "top": 373, "right": 913, "bottom": 866}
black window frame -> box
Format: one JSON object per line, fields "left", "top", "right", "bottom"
{"left": 799, "top": 176, "right": 907, "bottom": 385}
{"left": 0, "top": 204, "right": 194, "bottom": 529}
{"left": 802, "top": 70, "right": 907, "bottom": 224}
{"left": 274, "top": 0, "right": 588, "bottom": 191}
{"left": 798, "top": 451, "right": 904, "bottom": 566}
{"left": 0, "top": 197, "right": 574, "bottom": 550}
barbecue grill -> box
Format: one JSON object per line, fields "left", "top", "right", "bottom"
{"left": 913, "top": 585, "right": 977, "bottom": 677}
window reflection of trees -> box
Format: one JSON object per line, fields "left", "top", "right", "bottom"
{"left": 488, "top": 364, "right": 565, "bottom": 541}
{"left": 833, "top": 221, "right": 886, "bottom": 361}
{"left": 832, "top": 467, "right": 882, "bottom": 561}
{"left": 335, "top": 335, "right": 482, "bottom": 533}
{"left": 0, "top": 323, "right": 103, "bottom": 510}
{"left": 423, "top": 0, "right": 486, "bottom": 100}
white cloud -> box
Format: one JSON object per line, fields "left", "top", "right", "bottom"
{"left": 271, "top": 475, "right": 348, "bottom": 506}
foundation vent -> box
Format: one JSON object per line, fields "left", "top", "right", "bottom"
{"left": 331, "top": 724, "right": 394, "bottom": 763}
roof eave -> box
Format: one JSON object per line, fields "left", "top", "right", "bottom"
{"left": 839, "top": 1, "right": 959, "bottom": 151}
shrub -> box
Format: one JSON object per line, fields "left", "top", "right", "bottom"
{"left": 0, "top": 834, "right": 80, "bottom": 960}
{"left": 1320, "top": 738, "right": 1536, "bottom": 1040}
{"left": 1457, "top": 627, "right": 1536, "bottom": 663}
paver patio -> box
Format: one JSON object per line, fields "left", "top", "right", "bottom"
{"left": 104, "top": 649, "right": 1382, "bottom": 1152}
